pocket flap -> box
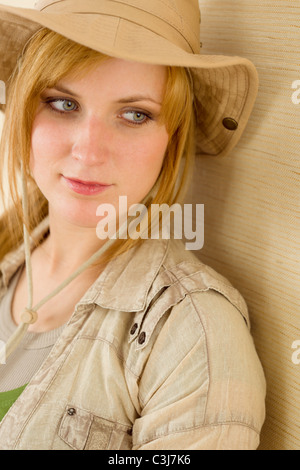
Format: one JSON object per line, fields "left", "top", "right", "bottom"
{"left": 59, "top": 405, "right": 133, "bottom": 450}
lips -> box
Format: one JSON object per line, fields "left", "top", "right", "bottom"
{"left": 62, "top": 175, "right": 112, "bottom": 196}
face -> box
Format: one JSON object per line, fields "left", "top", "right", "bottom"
{"left": 30, "top": 58, "right": 169, "bottom": 229}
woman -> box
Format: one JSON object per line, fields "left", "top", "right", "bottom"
{"left": 0, "top": 0, "right": 266, "bottom": 450}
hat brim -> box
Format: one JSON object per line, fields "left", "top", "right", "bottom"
{"left": 0, "top": 5, "right": 259, "bottom": 158}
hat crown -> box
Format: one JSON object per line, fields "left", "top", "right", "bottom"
{"left": 34, "top": 0, "right": 201, "bottom": 53}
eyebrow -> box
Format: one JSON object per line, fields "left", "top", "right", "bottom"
{"left": 117, "top": 95, "right": 162, "bottom": 106}
{"left": 48, "top": 86, "right": 162, "bottom": 106}
{"left": 48, "top": 85, "right": 80, "bottom": 98}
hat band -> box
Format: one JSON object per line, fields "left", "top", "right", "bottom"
{"left": 36, "top": 0, "right": 199, "bottom": 53}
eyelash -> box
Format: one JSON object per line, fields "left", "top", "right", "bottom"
{"left": 120, "top": 110, "right": 152, "bottom": 126}
{"left": 41, "top": 98, "right": 153, "bottom": 127}
{"left": 41, "top": 98, "right": 79, "bottom": 115}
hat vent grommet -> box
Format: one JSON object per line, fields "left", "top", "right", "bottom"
{"left": 222, "top": 117, "right": 239, "bottom": 131}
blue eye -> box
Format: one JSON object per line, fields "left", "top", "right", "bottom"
{"left": 122, "top": 110, "right": 149, "bottom": 124}
{"left": 43, "top": 98, "right": 78, "bottom": 114}
{"left": 51, "top": 99, "right": 77, "bottom": 112}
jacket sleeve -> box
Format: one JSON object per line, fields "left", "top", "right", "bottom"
{"left": 131, "top": 290, "right": 266, "bottom": 450}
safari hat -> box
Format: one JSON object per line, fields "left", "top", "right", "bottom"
{"left": 0, "top": 0, "right": 259, "bottom": 157}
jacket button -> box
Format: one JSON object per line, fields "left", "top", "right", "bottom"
{"left": 130, "top": 323, "right": 138, "bottom": 335}
{"left": 138, "top": 332, "right": 146, "bottom": 345}
{"left": 67, "top": 407, "right": 76, "bottom": 416}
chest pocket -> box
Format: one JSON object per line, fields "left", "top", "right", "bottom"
{"left": 59, "top": 405, "right": 132, "bottom": 450}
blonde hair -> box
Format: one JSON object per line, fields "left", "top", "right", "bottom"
{"left": 0, "top": 28, "right": 195, "bottom": 263}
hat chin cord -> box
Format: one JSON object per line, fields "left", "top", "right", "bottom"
{"left": 2, "top": 162, "right": 122, "bottom": 361}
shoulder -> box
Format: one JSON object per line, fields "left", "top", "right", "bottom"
{"left": 134, "top": 239, "right": 263, "bottom": 380}
{"left": 138, "top": 238, "right": 250, "bottom": 340}
{"left": 132, "top": 239, "right": 266, "bottom": 444}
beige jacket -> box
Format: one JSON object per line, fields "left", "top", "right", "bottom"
{"left": 0, "top": 220, "right": 266, "bottom": 450}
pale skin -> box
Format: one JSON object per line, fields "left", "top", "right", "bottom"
{"left": 11, "top": 58, "right": 169, "bottom": 332}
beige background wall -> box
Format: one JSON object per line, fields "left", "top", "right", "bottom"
{"left": 0, "top": 0, "right": 27, "bottom": 5}
{"left": 1, "top": 0, "right": 299, "bottom": 450}
{"left": 191, "top": 0, "right": 300, "bottom": 450}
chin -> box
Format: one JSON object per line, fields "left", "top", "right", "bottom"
{"left": 49, "top": 199, "right": 101, "bottom": 230}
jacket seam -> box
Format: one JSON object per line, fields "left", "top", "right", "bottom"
{"left": 8, "top": 335, "right": 79, "bottom": 447}
{"left": 161, "top": 265, "right": 249, "bottom": 327}
{"left": 165, "top": 267, "right": 211, "bottom": 423}
{"left": 160, "top": 264, "right": 241, "bottom": 304}
{"left": 61, "top": 402, "right": 133, "bottom": 429}
{"left": 137, "top": 332, "right": 205, "bottom": 409}
{"left": 134, "top": 420, "right": 260, "bottom": 448}
{"left": 136, "top": 267, "right": 209, "bottom": 350}
{"left": 184, "top": 290, "right": 251, "bottom": 425}
{"left": 159, "top": 265, "right": 208, "bottom": 294}
{"left": 161, "top": 265, "right": 240, "bottom": 302}
{"left": 78, "top": 334, "right": 141, "bottom": 379}
{"left": 185, "top": 293, "right": 211, "bottom": 422}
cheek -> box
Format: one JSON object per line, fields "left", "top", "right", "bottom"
{"left": 30, "top": 115, "right": 69, "bottom": 171}
{"left": 124, "top": 130, "right": 169, "bottom": 181}
{"left": 116, "top": 130, "right": 169, "bottom": 207}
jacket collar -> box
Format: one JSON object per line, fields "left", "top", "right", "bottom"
{"left": 0, "top": 217, "right": 169, "bottom": 312}
{"left": 83, "top": 238, "right": 169, "bottom": 312}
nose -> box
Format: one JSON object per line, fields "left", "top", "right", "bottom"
{"left": 71, "top": 115, "right": 110, "bottom": 165}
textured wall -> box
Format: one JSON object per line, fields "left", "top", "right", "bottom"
{"left": 188, "top": 0, "right": 299, "bottom": 450}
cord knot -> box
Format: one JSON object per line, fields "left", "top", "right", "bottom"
{"left": 20, "top": 308, "right": 38, "bottom": 325}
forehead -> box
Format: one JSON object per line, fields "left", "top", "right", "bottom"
{"left": 56, "top": 58, "right": 167, "bottom": 102}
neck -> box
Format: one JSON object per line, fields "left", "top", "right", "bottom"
{"left": 40, "top": 210, "right": 107, "bottom": 277}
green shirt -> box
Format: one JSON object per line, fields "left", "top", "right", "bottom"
{"left": 0, "top": 384, "right": 27, "bottom": 421}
